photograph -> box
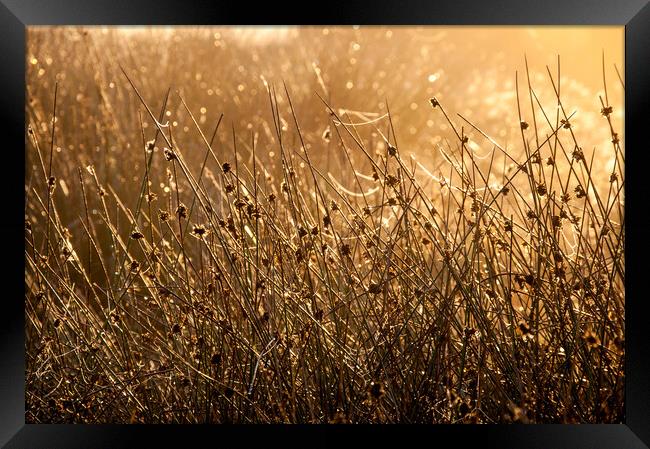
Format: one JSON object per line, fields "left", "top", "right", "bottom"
{"left": 24, "top": 25, "right": 626, "bottom": 425}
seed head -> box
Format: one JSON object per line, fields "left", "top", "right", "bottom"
{"left": 163, "top": 147, "right": 177, "bottom": 161}
{"left": 601, "top": 106, "right": 613, "bottom": 117}
{"left": 367, "top": 282, "right": 382, "bottom": 295}
{"left": 517, "top": 320, "right": 531, "bottom": 337}
{"left": 176, "top": 203, "right": 188, "bottom": 219}
{"left": 524, "top": 274, "right": 536, "bottom": 286}
{"left": 464, "top": 327, "right": 476, "bottom": 339}
{"left": 385, "top": 174, "right": 399, "bottom": 187}
{"left": 552, "top": 215, "right": 562, "bottom": 228}
{"left": 191, "top": 224, "right": 209, "bottom": 238}
{"left": 582, "top": 329, "right": 601, "bottom": 349}
{"left": 574, "top": 185, "right": 586, "bottom": 199}
{"left": 572, "top": 148, "right": 585, "bottom": 162}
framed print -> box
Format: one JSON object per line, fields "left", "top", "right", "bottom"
{"left": 3, "top": 0, "right": 650, "bottom": 447}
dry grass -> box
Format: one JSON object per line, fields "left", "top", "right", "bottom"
{"left": 25, "top": 27, "right": 624, "bottom": 423}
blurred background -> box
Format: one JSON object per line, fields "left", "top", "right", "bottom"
{"left": 27, "top": 26, "right": 623, "bottom": 158}
{"left": 26, "top": 26, "right": 624, "bottom": 237}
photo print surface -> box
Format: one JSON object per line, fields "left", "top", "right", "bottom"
{"left": 25, "top": 26, "right": 624, "bottom": 424}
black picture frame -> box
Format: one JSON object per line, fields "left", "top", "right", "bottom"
{"left": 4, "top": 1, "right": 649, "bottom": 447}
